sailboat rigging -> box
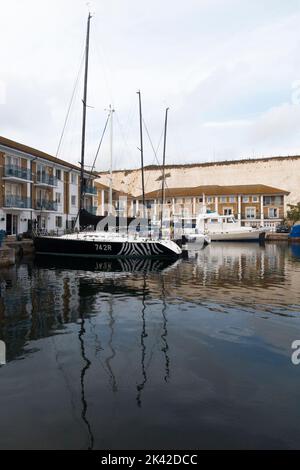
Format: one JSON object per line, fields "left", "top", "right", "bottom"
{"left": 80, "top": 13, "right": 92, "bottom": 212}
{"left": 137, "top": 91, "right": 146, "bottom": 219}
{"left": 160, "top": 107, "right": 169, "bottom": 239}
{"left": 33, "top": 13, "right": 182, "bottom": 259}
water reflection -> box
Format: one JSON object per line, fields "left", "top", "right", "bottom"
{"left": 0, "top": 243, "right": 300, "bottom": 449}
{"left": 291, "top": 244, "right": 300, "bottom": 260}
{"left": 160, "top": 275, "right": 170, "bottom": 383}
{"left": 0, "top": 244, "right": 299, "bottom": 363}
{"left": 136, "top": 275, "right": 148, "bottom": 407}
{"left": 78, "top": 314, "right": 94, "bottom": 450}
{"left": 105, "top": 296, "right": 118, "bottom": 393}
{"left": 34, "top": 255, "right": 178, "bottom": 273}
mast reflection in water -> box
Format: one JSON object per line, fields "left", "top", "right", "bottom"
{"left": 0, "top": 243, "right": 300, "bottom": 449}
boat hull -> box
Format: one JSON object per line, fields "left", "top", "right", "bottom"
{"left": 209, "top": 231, "right": 265, "bottom": 242}
{"left": 289, "top": 225, "right": 300, "bottom": 243}
{"left": 33, "top": 236, "right": 180, "bottom": 259}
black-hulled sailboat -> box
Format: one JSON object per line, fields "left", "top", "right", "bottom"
{"left": 34, "top": 14, "right": 181, "bottom": 260}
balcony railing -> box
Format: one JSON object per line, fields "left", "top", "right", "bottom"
{"left": 36, "top": 200, "right": 58, "bottom": 211}
{"left": 85, "top": 206, "right": 97, "bottom": 215}
{"left": 36, "top": 174, "right": 58, "bottom": 187}
{"left": 83, "top": 185, "right": 97, "bottom": 195}
{"left": 4, "top": 195, "right": 32, "bottom": 209}
{"left": 4, "top": 165, "right": 32, "bottom": 181}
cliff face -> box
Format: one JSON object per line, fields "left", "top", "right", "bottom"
{"left": 97, "top": 156, "right": 300, "bottom": 205}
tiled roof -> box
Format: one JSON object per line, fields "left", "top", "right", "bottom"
{"left": 137, "top": 184, "right": 290, "bottom": 199}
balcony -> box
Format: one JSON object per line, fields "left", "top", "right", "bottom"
{"left": 263, "top": 196, "right": 284, "bottom": 206}
{"left": 35, "top": 174, "right": 58, "bottom": 187}
{"left": 4, "top": 195, "right": 32, "bottom": 209}
{"left": 4, "top": 165, "right": 32, "bottom": 182}
{"left": 83, "top": 185, "right": 97, "bottom": 195}
{"left": 36, "top": 200, "right": 58, "bottom": 211}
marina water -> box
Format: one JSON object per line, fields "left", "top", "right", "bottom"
{"left": 0, "top": 242, "right": 300, "bottom": 449}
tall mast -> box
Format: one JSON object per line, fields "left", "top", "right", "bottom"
{"left": 160, "top": 108, "right": 169, "bottom": 237}
{"left": 137, "top": 91, "right": 145, "bottom": 218}
{"left": 80, "top": 13, "right": 92, "bottom": 211}
{"left": 109, "top": 105, "right": 114, "bottom": 214}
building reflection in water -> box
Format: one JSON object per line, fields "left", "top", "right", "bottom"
{"left": 0, "top": 243, "right": 299, "bottom": 448}
{"left": 0, "top": 244, "right": 299, "bottom": 360}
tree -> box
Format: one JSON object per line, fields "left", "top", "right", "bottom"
{"left": 286, "top": 203, "right": 300, "bottom": 224}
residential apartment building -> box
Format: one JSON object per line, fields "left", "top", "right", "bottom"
{"left": 0, "top": 136, "right": 97, "bottom": 235}
{"left": 133, "top": 184, "right": 290, "bottom": 229}
{"left": 95, "top": 181, "right": 134, "bottom": 217}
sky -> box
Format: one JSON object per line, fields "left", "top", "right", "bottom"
{"left": 1, "top": 0, "right": 300, "bottom": 172}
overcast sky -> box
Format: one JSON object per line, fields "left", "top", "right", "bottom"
{"left": 1, "top": 0, "right": 300, "bottom": 171}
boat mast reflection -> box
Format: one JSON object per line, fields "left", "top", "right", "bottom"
{"left": 105, "top": 294, "right": 118, "bottom": 393}
{"left": 160, "top": 275, "right": 170, "bottom": 382}
{"left": 136, "top": 274, "right": 148, "bottom": 407}
{"left": 78, "top": 314, "right": 94, "bottom": 450}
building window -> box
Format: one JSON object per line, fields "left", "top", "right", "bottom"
{"left": 36, "top": 164, "right": 44, "bottom": 182}
{"left": 264, "top": 196, "right": 283, "bottom": 206}
{"left": 220, "top": 196, "right": 227, "bottom": 203}
{"left": 5, "top": 183, "right": 21, "bottom": 197}
{"left": 56, "top": 169, "right": 62, "bottom": 180}
{"left": 268, "top": 208, "right": 279, "bottom": 218}
{"left": 264, "top": 196, "right": 271, "bottom": 205}
{"left": 223, "top": 208, "right": 233, "bottom": 216}
{"left": 207, "top": 197, "right": 213, "bottom": 203}
{"left": 243, "top": 196, "right": 249, "bottom": 203}
{"left": 55, "top": 216, "right": 62, "bottom": 228}
{"left": 252, "top": 196, "right": 259, "bottom": 203}
{"left": 6, "top": 155, "right": 20, "bottom": 167}
{"left": 71, "top": 173, "right": 77, "bottom": 185}
{"left": 71, "top": 195, "right": 76, "bottom": 206}
{"left": 198, "top": 197, "right": 203, "bottom": 203}
{"left": 229, "top": 196, "right": 236, "bottom": 203}
{"left": 246, "top": 207, "right": 256, "bottom": 219}
{"left": 55, "top": 192, "right": 61, "bottom": 204}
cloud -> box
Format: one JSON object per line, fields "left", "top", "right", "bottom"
{"left": 249, "top": 103, "right": 300, "bottom": 149}
{"left": 1, "top": 0, "right": 300, "bottom": 169}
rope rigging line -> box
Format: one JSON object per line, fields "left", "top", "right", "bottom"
{"left": 115, "top": 110, "right": 136, "bottom": 167}
{"left": 56, "top": 46, "right": 86, "bottom": 157}
{"left": 86, "top": 111, "right": 110, "bottom": 184}
{"left": 73, "top": 112, "right": 110, "bottom": 229}
{"left": 142, "top": 118, "right": 169, "bottom": 200}
{"left": 143, "top": 118, "right": 164, "bottom": 167}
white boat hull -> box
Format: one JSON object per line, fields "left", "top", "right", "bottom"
{"left": 209, "top": 230, "right": 263, "bottom": 242}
